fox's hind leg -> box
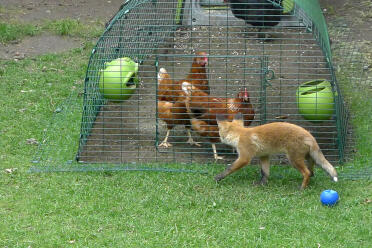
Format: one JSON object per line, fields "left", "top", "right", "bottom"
{"left": 306, "top": 154, "right": 315, "bottom": 177}
{"left": 214, "top": 154, "right": 252, "bottom": 182}
{"left": 287, "top": 151, "right": 312, "bottom": 189}
{"left": 291, "top": 159, "right": 312, "bottom": 190}
{"left": 256, "top": 156, "right": 270, "bottom": 185}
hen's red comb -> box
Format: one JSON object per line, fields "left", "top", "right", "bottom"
{"left": 244, "top": 88, "right": 248, "bottom": 98}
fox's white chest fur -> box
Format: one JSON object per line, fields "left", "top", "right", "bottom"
{"left": 220, "top": 132, "right": 240, "bottom": 148}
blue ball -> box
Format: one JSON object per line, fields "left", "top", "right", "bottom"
{"left": 320, "top": 190, "right": 339, "bottom": 206}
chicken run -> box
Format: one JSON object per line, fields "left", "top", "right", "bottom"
{"left": 76, "top": 0, "right": 350, "bottom": 168}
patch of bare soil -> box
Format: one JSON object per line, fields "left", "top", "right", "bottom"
{"left": 0, "top": 0, "right": 124, "bottom": 24}
{"left": 0, "top": 33, "right": 82, "bottom": 59}
{"left": 0, "top": 0, "right": 125, "bottom": 59}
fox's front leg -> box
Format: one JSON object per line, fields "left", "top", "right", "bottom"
{"left": 215, "top": 155, "right": 251, "bottom": 182}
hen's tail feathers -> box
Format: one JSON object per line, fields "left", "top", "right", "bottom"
{"left": 157, "top": 68, "right": 168, "bottom": 83}
{"left": 181, "top": 82, "right": 192, "bottom": 96}
{"left": 182, "top": 82, "right": 197, "bottom": 118}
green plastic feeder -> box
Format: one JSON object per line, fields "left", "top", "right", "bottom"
{"left": 99, "top": 57, "right": 139, "bottom": 100}
{"left": 282, "top": 0, "right": 295, "bottom": 14}
{"left": 296, "top": 80, "right": 334, "bottom": 121}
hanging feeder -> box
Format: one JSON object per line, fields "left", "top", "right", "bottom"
{"left": 296, "top": 80, "right": 334, "bottom": 121}
{"left": 98, "top": 57, "right": 139, "bottom": 100}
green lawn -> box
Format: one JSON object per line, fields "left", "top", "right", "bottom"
{"left": 0, "top": 22, "right": 39, "bottom": 44}
{"left": 0, "top": 22, "right": 371, "bottom": 247}
{"left": 1, "top": 169, "right": 371, "bottom": 247}
{"left": 0, "top": 19, "right": 102, "bottom": 45}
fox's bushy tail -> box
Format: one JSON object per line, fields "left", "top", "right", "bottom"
{"left": 310, "top": 144, "right": 338, "bottom": 182}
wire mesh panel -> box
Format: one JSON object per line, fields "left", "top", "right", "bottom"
{"left": 155, "top": 54, "right": 266, "bottom": 163}
{"left": 331, "top": 24, "right": 372, "bottom": 163}
{"left": 75, "top": 0, "right": 349, "bottom": 167}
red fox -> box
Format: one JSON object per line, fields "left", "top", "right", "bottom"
{"left": 215, "top": 113, "right": 338, "bottom": 189}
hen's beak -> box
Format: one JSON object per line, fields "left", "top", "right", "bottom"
{"left": 199, "top": 56, "right": 208, "bottom": 66}
{"left": 203, "top": 57, "right": 208, "bottom": 65}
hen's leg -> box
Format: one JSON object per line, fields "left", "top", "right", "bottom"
{"left": 257, "top": 27, "right": 265, "bottom": 39}
{"left": 159, "top": 129, "right": 172, "bottom": 148}
{"left": 257, "top": 27, "right": 275, "bottom": 41}
{"left": 212, "top": 143, "right": 224, "bottom": 160}
{"left": 186, "top": 129, "right": 201, "bottom": 147}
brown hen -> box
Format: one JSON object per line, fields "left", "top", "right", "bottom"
{"left": 157, "top": 52, "right": 209, "bottom": 148}
{"left": 182, "top": 82, "right": 255, "bottom": 160}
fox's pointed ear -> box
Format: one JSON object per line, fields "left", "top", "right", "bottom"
{"left": 216, "top": 114, "right": 228, "bottom": 122}
{"left": 181, "top": 82, "right": 192, "bottom": 95}
{"left": 234, "top": 112, "right": 243, "bottom": 121}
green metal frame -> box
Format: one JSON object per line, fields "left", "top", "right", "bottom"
{"left": 293, "top": 0, "right": 347, "bottom": 163}
{"left": 77, "top": 0, "right": 179, "bottom": 161}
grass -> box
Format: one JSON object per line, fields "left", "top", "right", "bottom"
{"left": 1, "top": 170, "right": 371, "bottom": 247}
{"left": 1, "top": 45, "right": 371, "bottom": 248}
{"left": 0, "top": 22, "right": 39, "bottom": 43}
{"left": 0, "top": 19, "right": 103, "bottom": 44}
{"left": 0, "top": 47, "right": 88, "bottom": 169}
{"left": 43, "top": 19, "right": 103, "bottom": 38}
{"left": 0, "top": 17, "right": 372, "bottom": 248}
